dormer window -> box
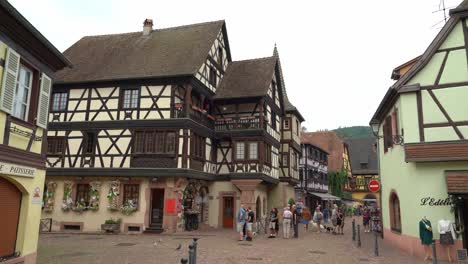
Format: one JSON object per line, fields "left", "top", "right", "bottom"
{"left": 209, "top": 66, "right": 217, "bottom": 86}
{"left": 218, "top": 47, "right": 223, "bottom": 68}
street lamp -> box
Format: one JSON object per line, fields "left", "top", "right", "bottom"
{"left": 370, "top": 119, "right": 404, "bottom": 146}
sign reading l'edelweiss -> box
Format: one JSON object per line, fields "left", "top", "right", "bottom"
{"left": 0, "top": 161, "right": 36, "bottom": 178}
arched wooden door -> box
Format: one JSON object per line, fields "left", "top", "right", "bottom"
{"left": 0, "top": 177, "right": 21, "bottom": 258}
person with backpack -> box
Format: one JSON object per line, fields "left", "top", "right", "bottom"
{"left": 237, "top": 204, "right": 247, "bottom": 241}
{"left": 313, "top": 207, "right": 324, "bottom": 233}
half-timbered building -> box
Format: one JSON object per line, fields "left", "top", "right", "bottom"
{"left": 298, "top": 139, "right": 329, "bottom": 209}
{"left": 42, "top": 19, "right": 303, "bottom": 233}
{"left": 370, "top": 1, "right": 468, "bottom": 260}
{"left": 0, "top": 1, "right": 71, "bottom": 263}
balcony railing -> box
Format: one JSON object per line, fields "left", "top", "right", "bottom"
{"left": 215, "top": 116, "right": 264, "bottom": 131}
{"left": 173, "top": 106, "right": 215, "bottom": 128}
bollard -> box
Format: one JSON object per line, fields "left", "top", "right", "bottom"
{"left": 374, "top": 231, "right": 379, "bottom": 257}
{"left": 181, "top": 258, "right": 188, "bottom": 264}
{"left": 357, "top": 224, "right": 361, "bottom": 247}
{"left": 192, "top": 238, "right": 199, "bottom": 264}
{"left": 188, "top": 245, "right": 195, "bottom": 264}
{"left": 352, "top": 219, "right": 356, "bottom": 241}
{"left": 432, "top": 241, "right": 438, "bottom": 264}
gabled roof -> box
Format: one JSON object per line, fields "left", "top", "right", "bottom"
{"left": 345, "top": 138, "right": 378, "bottom": 175}
{"left": 55, "top": 20, "right": 226, "bottom": 84}
{"left": 214, "top": 56, "right": 278, "bottom": 99}
{"left": 273, "top": 46, "right": 305, "bottom": 122}
{"left": 370, "top": 0, "right": 468, "bottom": 125}
{"left": 0, "top": 1, "right": 71, "bottom": 71}
{"left": 300, "top": 131, "right": 345, "bottom": 172}
{"left": 390, "top": 55, "right": 421, "bottom": 80}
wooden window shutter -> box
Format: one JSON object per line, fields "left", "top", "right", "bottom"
{"left": 0, "top": 48, "right": 20, "bottom": 114}
{"left": 383, "top": 122, "right": 389, "bottom": 153}
{"left": 36, "top": 73, "right": 52, "bottom": 128}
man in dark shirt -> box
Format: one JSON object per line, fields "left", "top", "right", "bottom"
{"left": 246, "top": 207, "right": 255, "bottom": 241}
{"left": 292, "top": 204, "right": 300, "bottom": 238}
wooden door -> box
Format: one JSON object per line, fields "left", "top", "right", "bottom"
{"left": 151, "top": 189, "right": 165, "bottom": 225}
{"left": 222, "top": 197, "right": 234, "bottom": 228}
{"left": 0, "top": 177, "right": 21, "bottom": 258}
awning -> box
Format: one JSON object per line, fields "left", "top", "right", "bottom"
{"left": 308, "top": 192, "right": 341, "bottom": 201}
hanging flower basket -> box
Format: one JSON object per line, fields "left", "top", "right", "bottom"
{"left": 120, "top": 200, "right": 137, "bottom": 216}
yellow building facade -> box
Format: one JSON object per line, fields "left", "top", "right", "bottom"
{"left": 0, "top": 2, "right": 70, "bottom": 263}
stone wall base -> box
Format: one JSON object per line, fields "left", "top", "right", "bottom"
{"left": 383, "top": 228, "right": 463, "bottom": 261}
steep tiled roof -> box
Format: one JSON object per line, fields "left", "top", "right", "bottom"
{"left": 214, "top": 57, "right": 277, "bottom": 99}
{"left": 300, "top": 131, "right": 345, "bottom": 172}
{"left": 54, "top": 20, "right": 225, "bottom": 83}
{"left": 345, "top": 138, "right": 378, "bottom": 175}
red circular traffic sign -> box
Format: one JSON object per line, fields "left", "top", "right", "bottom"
{"left": 368, "top": 180, "right": 380, "bottom": 193}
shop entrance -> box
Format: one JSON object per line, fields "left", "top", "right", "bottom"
{"left": 150, "top": 189, "right": 164, "bottom": 226}
{"left": 222, "top": 196, "right": 234, "bottom": 228}
{"left": 0, "top": 177, "right": 21, "bottom": 258}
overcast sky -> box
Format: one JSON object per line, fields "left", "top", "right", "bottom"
{"left": 9, "top": 0, "right": 462, "bottom": 131}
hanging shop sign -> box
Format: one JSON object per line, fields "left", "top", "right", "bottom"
{"left": 0, "top": 161, "right": 36, "bottom": 178}
{"left": 420, "top": 197, "right": 453, "bottom": 206}
{"left": 368, "top": 180, "right": 380, "bottom": 193}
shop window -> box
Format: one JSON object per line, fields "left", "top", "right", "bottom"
{"left": 47, "top": 136, "right": 65, "bottom": 155}
{"left": 75, "top": 184, "right": 90, "bottom": 206}
{"left": 120, "top": 88, "right": 139, "bottom": 109}
{"left": 191, "top": 134, "right": 205, "bottom": 160}
{"left": 51, "top": 92, "right": 68, "bottom": 112}
{"left": 389, "top": 192, "right": 402, "bottom": 233}
{"left": 123, "top": 184, "right": 139, "bottom": 208}
{"left": 133, "top": 130, "right": 176, "bottom": 154}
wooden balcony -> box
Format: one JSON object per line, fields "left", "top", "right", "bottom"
{"left": 173, "top": 105, "right": 215, "bottom": 128}
{"left": 214, "top": 116, "right": 264, "bottom": 131}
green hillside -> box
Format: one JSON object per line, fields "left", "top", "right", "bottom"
{"left": 333, "top": 126, "right": 373, "bottom": 139}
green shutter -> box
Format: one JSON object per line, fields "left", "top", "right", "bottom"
{"left": 36, "top": 73, "right": 52, "bottom": 128}
{"left": 0, "top": 48, "right": 20, "bottom": 114}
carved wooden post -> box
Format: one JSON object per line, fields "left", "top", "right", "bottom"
{"left": 259, "top": 99, "right": 264, "bottom": 129}
{"left": 185, "top": 85, "right": 192, "bottom": 116}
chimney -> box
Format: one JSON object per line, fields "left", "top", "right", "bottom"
{"left": 143, "top": 19, "right": 153, "bottom": 36}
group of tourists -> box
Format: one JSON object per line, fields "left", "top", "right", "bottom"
{"left": 236, "top": 203, "right": 347, "bottom": 241}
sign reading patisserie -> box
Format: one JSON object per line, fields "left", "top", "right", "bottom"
{"left": 0, "top": 161, "right": 36, "bottom": 178}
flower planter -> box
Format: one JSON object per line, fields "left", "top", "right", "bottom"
{"left": 101, "top": 224, "right": 120, "bottom": 233}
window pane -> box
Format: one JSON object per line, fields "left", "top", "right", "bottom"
{"left": 155, "top": 132, "right": 164, "bottom": 153}
{"left": 236, "top": 143, "right": 245, "bottom": 160}
{"left": 145, "top": 132, "right": 155, "bottom": 153}
{"left": 166, "top": 132, "right": 175, "bottom": 153}
{"left": 249, "top": 142, "right": 258, "bottom": 160}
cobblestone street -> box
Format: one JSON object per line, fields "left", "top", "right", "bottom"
{"left": 37, "top": 217, "right": 440, "bottom": 264}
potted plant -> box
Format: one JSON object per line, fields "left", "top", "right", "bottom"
{"left": 120, "top": 200, "right": 137, "bottom": 216}
{"left": 101, "top": 218, "right": 122, "bottom": 233}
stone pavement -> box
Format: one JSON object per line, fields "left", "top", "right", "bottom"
{"left": 37, "top": 217, "right": 443, "bottom": 264}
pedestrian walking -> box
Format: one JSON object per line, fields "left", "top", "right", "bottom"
{"left": 237, "top": 204, "right": 246, "bottom": 241}
{"left": 363, "top": 206, "right": 371, "bottom": 233}
{"left": 301, "top": 207, "right": 312, "bottom": 232}
{"left": 313, "top": 207, "right": 324, "bottom": 233}
{"left": 268, "top": 208, "right": 278, "bottom": 238}
{"left": 282, "top": 207, "right": 292, "bottom": 239}
{"left": 331, "top": 204, "right": 338, "bottom": 234}
{"left": 246, "top": 207, "right": 255, "bottom": 241}
{"left": 337, "top": 207, "right": 345, "bottom": 235}
{"left": 323, "top": 206, "right": 329, "bottom": 223}
{"left": 292, "top": 205, "right": 300, "bottom": 238}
